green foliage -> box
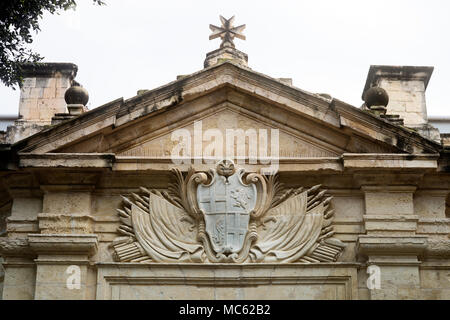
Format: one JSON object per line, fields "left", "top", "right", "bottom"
{"left": 0, "top": 0, "right": 105, "bottom": 88}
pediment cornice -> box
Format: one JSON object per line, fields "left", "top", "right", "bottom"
{"left": 11, "top": 61, "right": 441, "bottom": 155}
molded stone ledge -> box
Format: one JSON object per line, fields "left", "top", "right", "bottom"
{"left": 0, "top": 234, "right": 98, "bottom": 258}
{"left": 0, "top": 238, "right": 35, "bottom": 257}
{"left": 6, "top": 218, "right": 39, "bottom": 236}
{"left": 113, "top": 156, "right": 343, "bottom": 172}
{"left": 363, "top": 214, "right": 419, "bottom": 221}
{"left": 18, "top": 153, "right": 115, "bottom": 168}
{"left": 40, "top": 184, "right": 96, "bottom": 192}
{"left": 354, "top": 173, "right": 424, "bottom": 187}
{"left": 6, "top": 187, "right": 43, "bottom": 198}
{"left": 20, "top": 62, "right": 78, "bottom": 78}
{"left": 361, "top": 185, "right": 418, "bottom": 192}
{"left": 343, "top": 153, "right": 438, "bottom": 170}
{"left": 357, "top": 235, "right": 427, "bottom": 256}
{"left": 28, "top": 234, "right": 98, "bottom": 256}
{"left": 423, "top": 239, "right": 450, "bottom": 259}
{"left": 417, "top": 218, "right": 450, "bottom": 234}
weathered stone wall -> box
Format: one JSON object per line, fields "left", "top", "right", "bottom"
{"left": 1, "top": 168, "right": 449, "bottom": 300}
{"left": 19, "top": 75, "right": 68, "bottom": 124}
{"left": 0, "top": 62, "right": 448, "bottom": 300}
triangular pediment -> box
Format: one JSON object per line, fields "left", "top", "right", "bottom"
{"left": 13, "top": 62, "right": 440, "bottom": 157}
{"left": 116, "top": 105, "right": 340, "bottom": 158}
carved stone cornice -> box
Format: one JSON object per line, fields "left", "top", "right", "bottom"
{"left": 19, "top": 153, "right": 115, "bottom": 169}
{"left": 28, "top": 234, "right": 98, "bottom": 256}
{"left": 360, "top": 185, "right": 418, "bottom": 192}
{"left": 6, "top": 217, "right": 39, "bottom": 236}
{"left": 0, "top": 234, "right": 98, "bottom": 259}
{"left": 0, "top": 238, "right": 35, "bottom": 257}
{"left": 362, "top": 65, "right": 434, "bottom": 95}
{"left": 357, "top": 235, "right": 427, "bottom": 257}
{"left": 423, "top": 239, "right": 450, "bottom": 259}
{"left": 6, "top": 187, "right": 43, "bottom": 198}
{"left": 344, "top": 154, "right": 439, "bottom": 171}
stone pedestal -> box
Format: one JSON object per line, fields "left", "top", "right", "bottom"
{"left": 204, "top": 46, "right": 248, "bottom": 68}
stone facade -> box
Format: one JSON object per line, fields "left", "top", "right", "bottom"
{"left": 0, "top": 23, "right": 450, "bottom": 300}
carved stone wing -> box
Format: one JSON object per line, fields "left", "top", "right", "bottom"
{"left": 249, "top": 185, "right": 346, "bottom": 263}
{"left": 111, "top": 188, "right": 205, "bottom": 263}
{"left": 132, "top": 191, "right": 205, "bottom": 262}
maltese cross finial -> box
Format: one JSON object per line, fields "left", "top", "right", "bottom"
{"left": 209, "top": 15, "right": 246, "bottom": 48}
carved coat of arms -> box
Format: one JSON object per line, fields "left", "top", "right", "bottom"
{"left": 111, "top": 159, "right": 346, "bottom": 263}
{"left": 197, "top": 160, "right": 256, "bottom": 255}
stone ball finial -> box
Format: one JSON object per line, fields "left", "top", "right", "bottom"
{"left": 64, "top": 80, "right": 89, "bottom": 106}
{"left": 364, "top": 86, "right": 389, "bottom": 108}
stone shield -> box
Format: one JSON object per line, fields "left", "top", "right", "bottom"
{"left": 197, "top": 171, "right": 257, "bottom": 254}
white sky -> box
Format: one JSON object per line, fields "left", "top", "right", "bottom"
{"left": 1, "top": 0, "right": 449, "bottom": 117}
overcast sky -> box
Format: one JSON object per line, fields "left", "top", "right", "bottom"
{"left": 1, "top": 0, "right": 449, "bottom": 117}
